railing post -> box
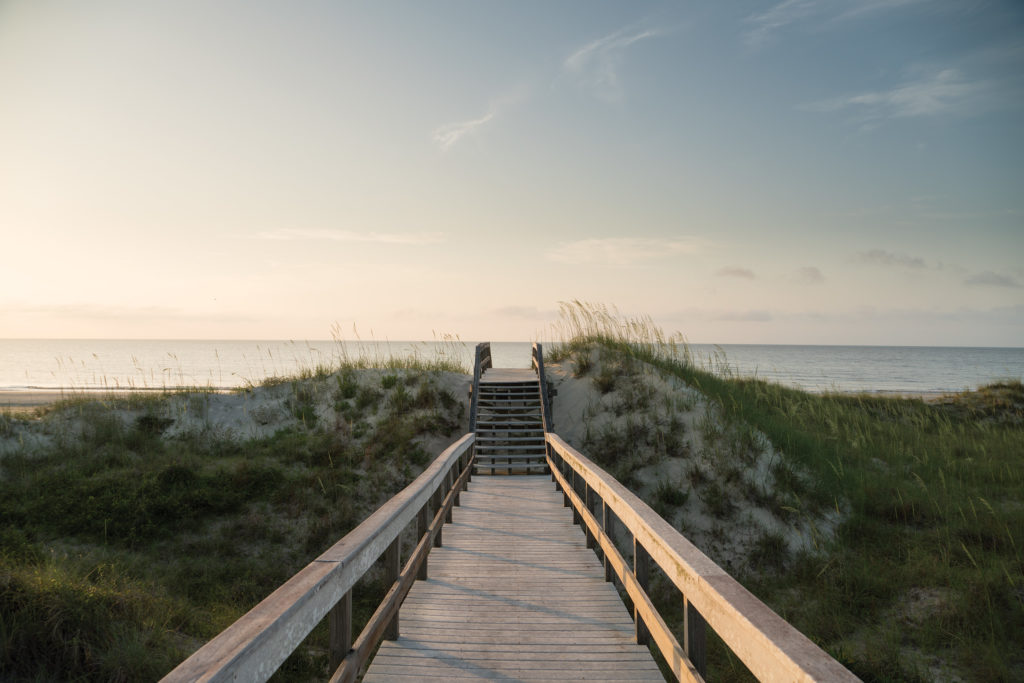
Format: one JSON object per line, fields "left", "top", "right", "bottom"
{"left": 432, "top": 487, "right": 444, "bottom": 547}
{"left": 445, "top": 469, "right": 454, "bottom": 523}
{"left": 417, "top": 502, "right": 430, "bottom": 580}
{"left": 571, "top": 470, "right": 581, "bottom": 525}
{"left": 329, "top": 589, "right": 352, "bottom": 671}
{"left": 384, "top": 538, "right": 401, "bottom": 640}
{"left": 602, "top": 500, "right": 613, "bottom": 583}
{"left": 634, "top": 538, "right": 651, "bottom": 646}
{"left": 685, "top": 597, "right": 708, "bottom": 677}
{"left": 562, "top": 461, "right": 571, "bottom": 507}
{"left": 453, "top": 461, "right": 462, "bottom": 507}
{"left": 549, "top": 441, "right": 556, "bottom": 483}
{"left": 584, "top": 484, "right": 595, "bottom": 549}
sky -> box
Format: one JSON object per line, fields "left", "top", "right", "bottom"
{"left": 1, "top": 0, "right": 1022, "bottom": 346}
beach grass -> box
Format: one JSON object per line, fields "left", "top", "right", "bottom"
{"left": 548, "top": 301, "right": 1024, "bottom": 682}
{"left": 0, "top": 348, "right": 467, "bottom": 680}
{"left": 2, "top": 311, "right": 1021, "bottom": 680}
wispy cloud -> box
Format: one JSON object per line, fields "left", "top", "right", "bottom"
{"left": 796, "top": 266, "right": 825, "bottom": 284}
{"left": 857, "top": 249, "right": 927, "bottom": 268}
{"left": 716, "top": 267, "right": 756, "bottom": 279}
{"left": 432, "top": 110, "right": 496, "bottom": 151}
{"left": 745, "top": 0, "right": 932, "bottom": 45}
{"left": 966, "top": 271, "right": 1022, "bottom": 288}
{"left": 545, "top": 237, "right": 698, "bottom": 266}
{"left": 833, "top": 0, "right": 932, "bottom": 23}
{"left": 254, "top": 229, "right": 444, "bottom": 245}
{"left": 564, "top": 26, "right": 665, "bottom": 101}
{"left": 745, "top": 0, "right": 818, "bottom": 46}
{"left": 805, "top": 69, "right": 987, "bottom": 120}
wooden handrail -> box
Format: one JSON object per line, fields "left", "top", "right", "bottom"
{"left": 546, "top": 434, "right": 858, "bottom": 682}
{"left": 468, "top": 342, "right": 491, "bottom": 432}
{"left": 531, "top": 342, "right": 552, "bottom": 432}
{"left": 162, "top": 433, "right": 476, "bottom": 683}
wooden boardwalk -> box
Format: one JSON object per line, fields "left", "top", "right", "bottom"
{"left": 165, "top": 345, "right": 857, "bottom": 682}
{"left": 480, "top": 367, "right": 539, "bottom": 384}
{"left": 363, "top": 475, "right": 665, "bottom": 682}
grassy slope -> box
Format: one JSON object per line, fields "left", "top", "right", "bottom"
{"left": 548, "top": 303, "right": 1024, "bottom": 682}
{"left": 3, "top": 314, "right": 1021, "bottom": 681}
{"left": 0, "top": 365, "right": 465, "bottom": 681}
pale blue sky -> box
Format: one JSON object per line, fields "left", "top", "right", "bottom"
{"left": 2, "top": 1, "right": 1022, "bottom": 344}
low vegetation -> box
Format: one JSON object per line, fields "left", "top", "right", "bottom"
{"left": 3, "top": 307, "right": 1021, "bottom": 682}
{"left": 548, "top": 301, "right": 1024, "bottom": 682}
{"left": 0, "top": 357, "right": 467, "bottom": 681}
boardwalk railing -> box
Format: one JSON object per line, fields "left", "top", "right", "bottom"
{"left": 546, "top": 434, "right": 857, "bottom": 682}
{"left": 162, "top": 434, "right": 475, "bottom": 683}
{"left": 467, "top": 342, "right": 491, "bottom": 432}
{"left": 164, "top": 350, "right": 855, "bottom": 682}
{"left": 531, "top": 342, "right": 552, "bottom": 432}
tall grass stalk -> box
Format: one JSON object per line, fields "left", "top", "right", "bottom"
{"left": 549, "top": 301, "right": 1024, "bottom": 682}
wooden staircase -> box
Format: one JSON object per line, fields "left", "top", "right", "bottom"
{"left": 473, "top": 369, "right": 547, "bottom": 474}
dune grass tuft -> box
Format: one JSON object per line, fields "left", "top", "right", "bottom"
{"left": 0, "top": 357, "right": 467, "bottom": 680}
{"left": 549, "top": 300, "right": 1024, "bottom": 682}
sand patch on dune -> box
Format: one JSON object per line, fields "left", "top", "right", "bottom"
{"left": 547, "top": 346, "right": 841, "bottom": 574}
{"left": 0, "top": 369, "right": 471, "bottom": 460}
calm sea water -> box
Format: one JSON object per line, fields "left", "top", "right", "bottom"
{"left": 0, "top": 339, "right": 1021, "bottom": 395}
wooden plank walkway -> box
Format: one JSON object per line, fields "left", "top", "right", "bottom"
{"left": 480, "top": 367, "right": 539, "bottom": 384}
{"left": 363, "top": 475, "right": 665, "bottom": 682}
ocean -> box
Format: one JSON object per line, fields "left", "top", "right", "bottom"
{"left": 0, "top": 339, "right": 1021, "bottom": 395}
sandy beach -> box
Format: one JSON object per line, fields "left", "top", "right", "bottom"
{"left": 0, "top": 389, "right": 76, "bottom": 411}
{"left": 0, "top": 389, "right": 199, "bottom": 413}
{"left": 0, "top": 386, "right": 953, "bottom": 414}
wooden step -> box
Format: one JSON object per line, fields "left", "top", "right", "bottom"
{"left": 475, "top": 454, "right": 547, "bottom": 462}
{"left": 475, "top": 438, "right": 548, "bottom": 444}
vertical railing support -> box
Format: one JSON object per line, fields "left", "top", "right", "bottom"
{"left": 416, "top": 503, "right": 430, "bottom": 581}
{"left": 445, "top": 470, "right": 454, "bottom": 523}
{"left": 384, "top": 538, "right": 401, "bottom": 640}
{"left": 571, "top": 471, "right": 581, "bottom": 525}
{"left": 685, "top": 597, "right": 708, "bottom": 677}
{"left": 602, "top": 500, "right": 614, "bottom": 583}
{"left": 329, "top": 590, "right": 352, "bottom": 671}
{"left": 634, "top": 539, "right": 651, "bottom": 646}
{"left": 432, "top": 487, "right": 444, "bottom": 548}
{"left": 584, "top": 484, "right": 595, "bottom": 549}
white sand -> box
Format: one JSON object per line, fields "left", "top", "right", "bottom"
{"left": 0, "top": 370, "right": 471, "bottom": 459}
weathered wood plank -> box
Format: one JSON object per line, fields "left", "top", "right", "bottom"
{"left": 362, "top": 476, "right": 664, "bottom": 682}
{"left": 547, "top": 434, "right": 859, "bottom": 683}
{"left": 479, "top": 368, "right": 539, "bottom": 383}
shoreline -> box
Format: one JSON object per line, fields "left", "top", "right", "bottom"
{"left": 0, "top": 385, "right": 958, "bottom": 413}
{"left": 0, "top": 388, "right": 232, "bottom": 412}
